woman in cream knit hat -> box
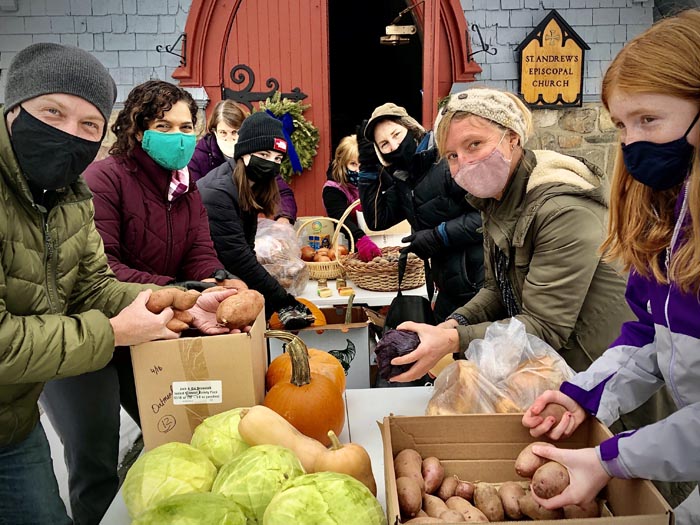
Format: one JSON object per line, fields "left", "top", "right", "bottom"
{"left": 388, "top": 88, "right": 674, "bottom": 445}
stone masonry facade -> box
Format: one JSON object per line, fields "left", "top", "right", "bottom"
{"left": 0, "top": 0, "right": 655, "bottom": 175}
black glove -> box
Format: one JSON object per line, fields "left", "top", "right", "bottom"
{"left": 356, "top": 120, "right": 380, "bottom": 173}
{"left": 170, "top": 280, "right": 217, "bottom": 292}
{"left": 277, "top": 299, "right": 315, "bottom": 330}
{"left": 211, "top": 269, "right": 237, "bottom": 283}
{"left": 401, "top": 228, "right": 443, "bottom": 259}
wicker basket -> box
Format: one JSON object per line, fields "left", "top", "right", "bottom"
{"left": 340, "top": 246, "right": 425, "bottom": 292}
{"left": 296, "top": 216, "right": 355, "bottom": 280}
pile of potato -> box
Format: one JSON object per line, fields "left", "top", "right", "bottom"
{"left": 394, "top": 446, "right": 600, "bottom": 523}
{"left": 300, "top": 245, "right": 348, "bottom": 263}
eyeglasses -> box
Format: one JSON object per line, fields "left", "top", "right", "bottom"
{"left": 215, "top": 128, "right": 239, "bottom": 139}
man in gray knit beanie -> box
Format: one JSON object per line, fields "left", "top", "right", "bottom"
{"left": 0, "top": 42, "right": 221, "bottom": 525}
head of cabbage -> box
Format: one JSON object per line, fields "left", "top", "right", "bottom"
{"left": 122, "top": 442, "right": 217, "bottom": 518}
{"left": 212, "top": 444, "right": 304, "bottom": 524}
{"left": 190, "top": 407, "right": 250, "bottom": 468}
{"left": 131, "top": 492, "right": 246, "bottom": 525}
{"left": 262, "top": 471, "right": 387, "bottom": 525}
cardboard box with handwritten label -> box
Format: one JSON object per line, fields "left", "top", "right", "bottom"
{"left": 130, "top": 308, "right": 267, "bottom": 450}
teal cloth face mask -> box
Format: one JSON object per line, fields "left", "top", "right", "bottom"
{"left": 141, "top": 130, "right": 197, "bottom": 170}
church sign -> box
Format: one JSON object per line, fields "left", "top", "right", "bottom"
{"left": 515, "top": 10, "right": 589, "bottom": 108}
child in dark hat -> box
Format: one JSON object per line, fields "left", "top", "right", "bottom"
{"left": 198, "top": 111, "right": 314, "bottom": 329}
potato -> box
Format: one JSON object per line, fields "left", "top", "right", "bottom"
{"left": 438, "top": 510, "right": 465, "bottom": 522}
{"left": 473, "top": 482, "right": 505, "bottom": 522}
{"left": 172, "top": 309, "right": 193, "bottom": 325}
{"left": 539, "top": 402, "right": 567, "bottom": 424}
{"left": 514, "top": 441, "right": 553, "bottom": 478}
{"left": 146, "top": 288, "right": 178, "bottom": 313}
{"left": 394, "top": 449, "right": 425, "bottom": 494}
{"left": 216, "top": 289, "right": 265, "bottom": 329}
{"left": 518, "top": 491, "right": 564, "bottom": 520}
{"left": 403, "top": 518, "right": 445, "bottom": 524}
{"left": 437, "top": 475, "right": 459, "bottom": 500}
{"left": 172, "top": 289, "right": 201, "bottom": 310}
{"left": 532, "top": 461, "right": 570, "bottom": 499}
{"left": 445, "top": 496, "right": 489, "bottom": 523}
{"left": 397, "top": 476, "right": 423, "bottom": 519}
{"left": 564, "top": 500, "right": 600, "bottom": 519}
{"left": 498, "top": 481, "right": 525, "bottom": 519}
{"left": 166, "top": 318, "right": 190, "bottom": 333}
{"left": 422, "top": 493, "right": 449, "bottom": 518}
{"left": 422, "top": 456, "right": 445, "bottom": 494}
{"left": 454, "top": 480, "right": 475, "bottom": 501}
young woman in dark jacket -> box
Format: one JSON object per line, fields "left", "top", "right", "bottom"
{"left": 358, "top": 103, "right": 484, "bottom": 321}
{"left": 198, "top": 111, "right": 313, "bottom": 328}
{"left": 188, "top": 99, "right": 298, "bottom": 223}
{"left": 40, "top": 80, "right": 243, "bottom": 525}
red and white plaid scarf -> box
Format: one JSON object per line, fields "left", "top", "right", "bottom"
{"left": 168, "top": 167, "right": 190, "bottom": 201}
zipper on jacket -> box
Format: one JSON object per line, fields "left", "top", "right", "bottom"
{"left": 663, "top": 183, "right": 689, "bottom": 406}
{"left": 42, "top": 214, "right": 59, "bottom": 313}
{"left": 165, "top": 202, "right": 174, "bottom": 269}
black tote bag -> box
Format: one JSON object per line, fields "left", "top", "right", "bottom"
{"left": 383, "top": 251, "right": 436, "bottom": 334}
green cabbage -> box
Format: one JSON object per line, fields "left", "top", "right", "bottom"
{"left": 131, "top": 492, "right": 246, "bottom": 525}
{"left": 122, "top": 442, "right": 217, "bottom": 518}
{"left": 262, "top": 471, "right": 387, "bottom": 525}
{"left": 190, "top": 407, "right": 250, "bottom": 468}
{"left": 212, "top": 444, "right": 305, "bottom": 524}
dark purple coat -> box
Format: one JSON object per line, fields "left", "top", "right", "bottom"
{"left": 188, "top": 133, "right": 299, "bottom": 222}
{"left": 84, "top": 144, "right": 223, "bottom": 284}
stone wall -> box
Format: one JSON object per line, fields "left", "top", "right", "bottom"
{"left": 526, "top": 103, "right": 618, "bottom": 175}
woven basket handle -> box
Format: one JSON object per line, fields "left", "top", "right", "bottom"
{"left": 295, "top": 216, "right": 355, "bottom": 254}
{"left": 330, "top": 199, "right": 362, "bottom": 249}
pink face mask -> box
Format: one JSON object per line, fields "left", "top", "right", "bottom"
{"left": 452, "top": 133, "right": 512, "bottom": 199}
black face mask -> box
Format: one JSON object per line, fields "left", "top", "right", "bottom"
{"left": 246, "top": 155, "right": 281, "bottom": 183}
{"left": 10, "top": 107, "right": 102, "bottom": 191}
{"left": 382, "top": 130, "right": 417, "bottom": 170}
{"left": 346, "top": 169, "right": 359, "bottom": 186}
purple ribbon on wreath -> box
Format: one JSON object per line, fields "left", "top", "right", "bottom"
{"left": 265, "top": 109, "right": 303, "bottom": 173}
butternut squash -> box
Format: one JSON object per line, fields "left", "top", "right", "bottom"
{"left": 313, "top": 430, "right": 377, "bottom": 496}
{"left": 237, "top": 404, "right": 326, "bottom": 473}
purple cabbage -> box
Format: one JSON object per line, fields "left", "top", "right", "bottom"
{"left": 374, "top": 329, "right": 421, "bottom": 380}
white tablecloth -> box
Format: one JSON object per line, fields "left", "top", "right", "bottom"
{"left": 297, "top": 278, "right": 428, "bottom": 308}
{"left": 100, "top": 387, "right": 433, "bottom": 523}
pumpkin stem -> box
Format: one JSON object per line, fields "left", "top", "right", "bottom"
{"left": 327, "top": 430, "right": 343, "bottom": 450}
{"left": 265, "top": 330, "right": 312, "bottom": 387}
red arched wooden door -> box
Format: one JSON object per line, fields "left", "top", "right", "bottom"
{"left": 175, "top": 0, "right": 480, "bottom": 217}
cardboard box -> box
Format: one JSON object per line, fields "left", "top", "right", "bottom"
{"left": 131, "top": 308, "right": 267, "bottom": 450}
{"left": 267, "top": 306, "right": 371, "bottom": 389}
{"left": 381, "top": 414, "right": 672, "bottom": 525}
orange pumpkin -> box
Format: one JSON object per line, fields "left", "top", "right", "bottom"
{"left": 263, "top": 331, "right": 345, "bottom": 447}
{"left": 268, "top": 297, "right": 326, "bottom": 330}
{"left": 267, "top": 346, "right": 346, "bottom": 393}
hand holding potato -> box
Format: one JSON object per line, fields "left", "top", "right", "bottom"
{"left": 110, "top": 289, "right": 180, "bottom": 346}
{"left": 189, "top": 288, "right": 251, "bottom": 334}
{"left": 528, "top": 445, "right": 610, "bottom": 510}
{"left": 522, "top": 389, "right": 587, "bottom": 439}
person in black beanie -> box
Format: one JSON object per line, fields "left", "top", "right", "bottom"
{"left": 0, "top": 43, "right": 240, "bottom": 525}
{"left": 198, "top": 111, "right": 314, "bottom": 328}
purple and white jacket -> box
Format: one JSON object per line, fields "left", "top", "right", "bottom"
{"left": 560, "top": 183, "right": 700, "bottom": 484}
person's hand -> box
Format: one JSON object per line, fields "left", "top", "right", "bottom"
{"left": 529, "top": 446, "right": 611, "bottom": 510}
{"left": 356, "top": 120, "right": 380, "bottom": 172}
{"left": 401, "top": 228, "right": 442, "bottom": 259}
{"left": 277, "top": 298, "right": 315, "bottom": 330}
{"left": 356, "top": 235, "right": 382, "bottom": 262}
{"left": 110, "top": 290, "right": 179, "bottom": 346}
{"left": 522, "top": 390, "right": 588, "bottom": 440}
{"left": 190, "top": 288, "right": 251, "bottom": 335}
{"left": 276, "top": 217, "right": 291, "bottom": 225}
{"left": 389, "top": 321, "right": 460, "bottom": 382}
{"left": 438, "top": 318, "right": 459, "bottom": 329}
{"left": 170, "top": 280, "right": 217, "bottom": 292}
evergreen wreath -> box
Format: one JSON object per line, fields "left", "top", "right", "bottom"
{"left": 258, "top": 92, "right": 320, "bottom": 182}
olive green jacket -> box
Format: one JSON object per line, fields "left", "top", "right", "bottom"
{"left": 0, "top": 110, "right": 144, "bottom": 446}
{"left": 453, "top": 149, "right": 633, "bottom": 372}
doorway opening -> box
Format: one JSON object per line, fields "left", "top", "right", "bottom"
{"left": 328, "top": 0, "right": 423, "bottom": 151}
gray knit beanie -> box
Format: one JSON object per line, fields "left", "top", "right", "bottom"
{"left": 3, "top": 42, "right": 117, "bottom": 123}
{"left": 234, "top": 111, "right": 288, "bottom": 160}
{"left": 364, "top": 102, "right": 424, "bottom": 142}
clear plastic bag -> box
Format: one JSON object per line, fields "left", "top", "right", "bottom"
{"left": 426, "top": 318, "right": 574, "bottom": 415}
{"left": 255, "top": 218, "right": 309, "bottom": 295}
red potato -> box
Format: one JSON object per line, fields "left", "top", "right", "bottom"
{"left": 498, "top": 481, "right": 526, "bottom": 519}
{"left": 514, "top": 441, "right": 554, "bottom": 478}
{"left": 519, "top": 491, "right": 564, "bottom": 520}
{"left": 473, "top": 482, "right": 505, "bottom": 522}
{"left": 394, "top": 449, "right": 426, "bottom": 494}
{"left": 564, "top": 500, "right": 600, "bottom": 519}
{"left": 437, "top": 475, "right": 459, "bottom": 500}
{"left": 422, "top": 456, "right": 445, "bottom": 494}
{"left": 532, "top": 461, "right": 570, "bottom": 499}
{"left": 454, "top": 479, "right": 475, "bottom": 501}
{"left": 397, "top": 476, "right": 423, "bottom": 519}
{"left": 444, "top": 496, "right": 489, "bottom": 523}
{"left": 403, "top": 518, "right": 446, "bottom": 524}
{"left": 422, "top": 493, "right": 449, "bottom": 518}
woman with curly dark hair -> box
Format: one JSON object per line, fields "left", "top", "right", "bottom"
{"left": 40, "top": 80, "right": 244, "bottom": 525}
